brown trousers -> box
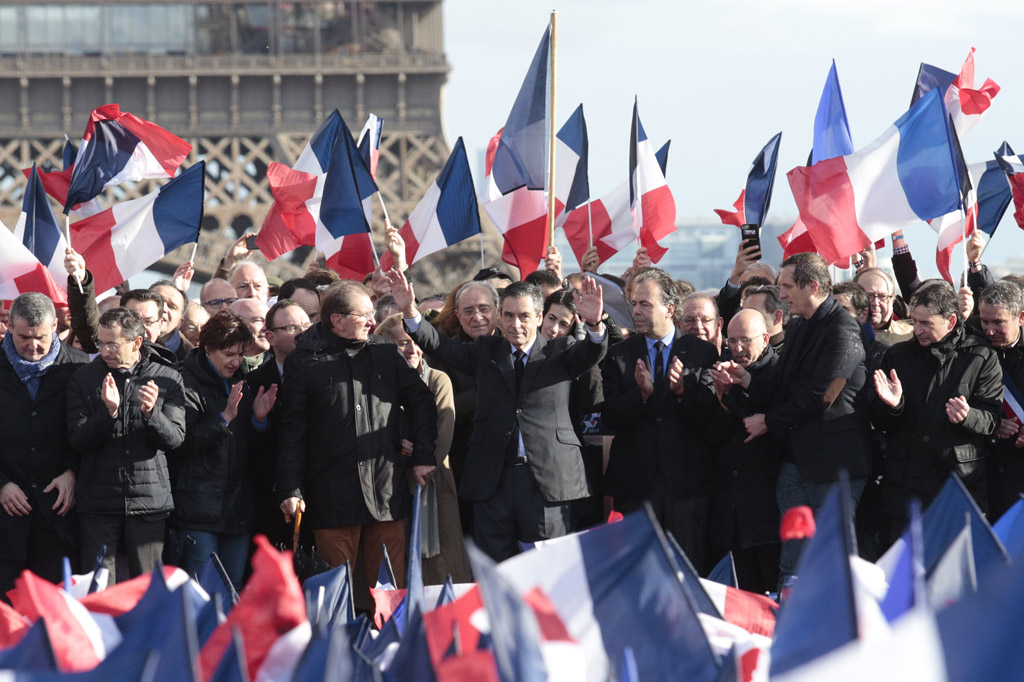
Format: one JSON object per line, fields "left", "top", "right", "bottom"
{"left": 314, "top": 520, "right": 406, "bottom": 610}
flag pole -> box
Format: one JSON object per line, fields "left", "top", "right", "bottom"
{"left": 546, "top": 10, "right": 557, "bottom": 248}
{"left": 189, "top": 240, "right": 199, "bottom": 264}
{"left": 587, "top": 200, "right": 593, "bottom": 249}
{"left": 961, "top": 207, "right": 969, "bottom": 287}
{"left": 64, "top": 215, "right": 83, "bottom": 295}
{"left": 479, "top": 231, "right": 485, "bottom": 270}
{"left": 376, "top": 192, "right": 392, "bottom": 229}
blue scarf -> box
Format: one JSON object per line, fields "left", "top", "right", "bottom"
{"left": 2, "top": 331, "right": 61, "bottom": 400}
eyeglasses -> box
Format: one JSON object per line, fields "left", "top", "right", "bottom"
{"left": 726, "top": 337, "right": 759, "bottom": 349}
{"left": 270, "top": 323, "right": 311, "bottom": 334}
{"left": 182, "top": 324, "right": 200, "bottom": 334}
{"left": 139, "top": 317, "right": 161, "bottom": 327}
{"left": 203, "top": 298, "right": 237, "bottom": 309}
{"left": 682, "top": 316, "right": 717, "bottom": 326}
{"left": 342, "top": 311, "right": 375, "bottom": 323}
{"left": 867, "top": 293, "right": 894, "bottom": 303}
{"left": 97, "top": 339, "right": 131, "bottom": 352}
{"left": 459, "top": 304, "right": 494, "bottom": 317}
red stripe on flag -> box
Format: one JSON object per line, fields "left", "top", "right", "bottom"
{"left": 370, "top": 588, "right": 407, "bottom": 629}
{"left": 787, "top": 159, "right": 872, "bottom": 265}
{"left": 714, "top": 189, "right": 746, "bottom": 227}
{"left": 8, "top": 572, "right": 102, "bottom": 672}
{"left": 13, "top": 265, "right": 67, "bottom": 306}
{"left": 325, "top": 233, "right": 377, "bottom": 281}
{"left": 501, "top": 214, "right": 550, "bottom": 278}
{"left": 721, "top": 586, "right": 778, "bottom": 638}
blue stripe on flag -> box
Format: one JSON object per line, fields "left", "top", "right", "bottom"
{"left": 976, "top": 160, "right": 1013, "bottom": 237}
{"left": 812, "top": 60, "right": 855, "bottom": 165}
{"left": 894, "top": 88, "right": 961, "bottom": 221}
{"left": 64, "top": 120, "right": 140, "bottom": 212}
{"left": 321, "top": 115, "right": 377, "bottom": 239}
{"left": 309, "top": 110, "right": 344, "bottom": 172}
{"left": 22, "top": 167, "right": 63, "bottom": 264}
{"left": 151, "top": 162, "right": 205, "bottom": 252}
{"left": 434, "top": 138, "right": 482, "bottom": 247}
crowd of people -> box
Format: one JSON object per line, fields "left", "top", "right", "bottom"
{"left": 0, "top": 222, "right": 1020, "bottom": 605}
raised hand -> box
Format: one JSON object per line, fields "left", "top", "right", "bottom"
{"left": 172, "top": 260, "right": 195, "bottom": 291}
{"left": 581, "top": 245, "right": 600, "bottom": 273}
{"left": 633, "top": 247, "right": 652, "bottom": 272}
{"left": 385, "top": 225, "right": 408, "bottom": 272}
{"left": 573, "top": 275, "right": 604, "bottom": 327}
{"left": 101, "top": 373, "right": 120, "bottom": 417}
{"left": 667, "top": 356, "right": 686, "bottom": 396}
{"left": 634, "top": 358, "right": 654, "bottom": 402}
{"left": 137, "top": 380, "right": 159, "bottom": 419}
{"left": 221, "top": 381, "right": 244, "bottom": 424}
{"left": 946, "top": 395, "right": 970, "bottom": 424}
{"left": 223, "top": 232, "right": 256, "bottom": 270}
{"left": 957, "top": 286, "right": 974, "bottom": 321}
{"left": 544, "top": 245, "right": 563, "bottom": 280}
{"left": 64, "top": 247, "right": 86, "bottom": 281}
{"left": 966, "top": 229, "right": 985, "bottom": 265}
{"left": 874, "top": 368, "right": 903, "bottom": 408}
{"left": 383, "top": 267, "right": 417, "bottom": 317}
{"left": 729, "top": 241, "right": 761, "bottom": 284}
{"left": 253, "top": 383, "right": 278, "bottom": 421}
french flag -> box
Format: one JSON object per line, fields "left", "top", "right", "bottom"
{"left": 255, "top": 110, "right": 344, "bottom": 260}
{"left": 787, "top": 87, "right": 961, "bottom": 266}
{"left": 0, "top": 217, "right": 68, "bottom": 306}
{"left": 629, "top": 98, "right": 677, "bottom": 264}
{"left": 932, "top": 156, "right": 1012, "bottom": 283}
{"left": 379, "top": 137, "right": 480, "bottom": 270}
{"left": 357, "top": 113, "right": 384, "bottom": 180}
{"left": 483, "top": 27, "right": 551, "bottom": 276}
{"left": 562, "top": 140, "right": 669, "bottom": 271}
{"left": 319, "top": 114, "right": 379, "bottom": 281}
{"left": 1003, "top": 369, "right": 1024, "bottom": 425}
{"left": 994, "top": 143, "right": 1024, "bottom": 231}
{"left": 63, "top": 103, "right": 192, "bottom": 213}
{"left": 553, "top": 104, "right": 590, "bottom": 226}
{"left": 714, "top": 131, "right": 782, "bottom": 228}
{"left": 14, "top": 165, "right": 69, "bottom": 293}
{"left": 70, "top": 163, "right": 205, "bottom": 294}
{"left": 778, "top": 60, "right": 854, "bottom": 260}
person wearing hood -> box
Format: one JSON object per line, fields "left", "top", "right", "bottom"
{"left": 171, "top": 311, "right": 277, "bottom": 590}
{"left": 0, "top": 293, "right": 88, "bottom": 597}
{"left": 67, "top": 307, "right": 186, "bottom": 584}
{"left": 872, "top": 280, "right": 1002, "bottom": 544}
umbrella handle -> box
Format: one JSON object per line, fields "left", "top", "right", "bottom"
{"left": 292, "top": 510, "right": 302, "bottom": 554}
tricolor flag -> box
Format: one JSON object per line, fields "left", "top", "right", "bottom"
{"left": 379, "top": 138, "right": 481, "bottom": 270}
{"left": 553, "top": 103, "right": 590, "bottom": 226}
{"left": 787, "top": 88, "right": 961, "bottom": 266}
{"left": 357, "top": 113, "right": 384, "bottom": 179}
{"left": 629, "top": 98, "right": 677, "bottom": 263}
{"left": 1003, "top": 369, "right": 1024, "bottom": 425}
{"left": 14, "top": 165, "right": 69, "bottom": 292}
{"left": 913, "top": 48, "right": 1000, "bottom": 141}
{"left": 255, "top": 110, "right": 345, "bottom": 260}
{"left": 70, "top": 162, "right": 205, "bottom": 294}
{"left": 994, "top": 143, "right": 1024, "bottom": 231}
{"left": 0, "top": 216, "right": 68, "bottom": 305}
{"left": 483, "top": 27, "right": 552, "bottom": 276}
{"left": 779, "top": 60, "right": 854, "bottom": 260}
{"left": 64, "top": 103, "right": 192, "bottom": 213}
{"left": 714, "top": 131, "right": 782, "bottom": 229}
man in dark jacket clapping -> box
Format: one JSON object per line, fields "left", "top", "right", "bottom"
{"left": 67, "top": 307, "right": 186, "bottom": 584}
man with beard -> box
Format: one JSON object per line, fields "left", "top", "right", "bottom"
{"left": 602, "top": 268, "right": 719, "bottom": 570}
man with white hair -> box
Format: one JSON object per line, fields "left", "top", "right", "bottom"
{"left": 229, "top": 262, "right": 269, "bottom": 303}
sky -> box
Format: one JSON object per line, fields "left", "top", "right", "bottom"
{"left": 441, "top": 0, "right": 1024, "bottom": 278}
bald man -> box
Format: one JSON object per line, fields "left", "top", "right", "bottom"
{"left": 707, "top": 309, "right": 782, "bottom": 594}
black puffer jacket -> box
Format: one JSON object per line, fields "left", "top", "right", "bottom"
{"left": 872, "top": 323, "right": 1002, "bottom": 512}
{"left": 277, "top": 323, "right": 437, "bottom": 529}
{"left": 172, "top": 349, "right": 257, "bottom": 534}
{"left": 67, "top": 345, "right": 186, "bottom": 516}
{"left": 0, "top": 341, "right": 89, "bottom": 560}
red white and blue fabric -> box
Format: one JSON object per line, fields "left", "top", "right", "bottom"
{"left": 562, "top": 141, "right": 669, "bottom": 271}
{"left": 14, "top": 165, "right": 69, "bottom": 293}
{"left": 482, "top": 27, "right": 552, "bottom": 276}
{"left": 553, "top": 104, "right": 590, "bottom": 226}
{"left": 714, "top": 132, "right": 782, "bottom": 229}
{"left": 357, "top": 113, "right": 384, "bottom": 180}
{"left": 0, "top": 216, "right": 68, "bottom": 305}
{"left": 1003, "top": 370, "right": 1024, "bottom": 425}
{"left": 379, "top": 137, "right": 480, "bottom": 270}
{"left": 787, "top": 88, "right": 961, "bottom": 266}
{"left": 63, "top": 103, "right": 192, "bottom": 214}
{"left": 994, "top": 143, "right": 1024, "bottom": 230}
{"left": 69, "top": 162, "right": 204, "bottom": 294}
{"left": 628, "top": 99, "right": 676, "bottom": 263}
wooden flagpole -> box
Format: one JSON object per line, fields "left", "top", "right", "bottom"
{"left": 546, "top": 10, "right": 557, "bottom": 249}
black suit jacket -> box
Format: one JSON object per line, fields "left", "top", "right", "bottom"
{"left": 750, "top": 296, "right": 872, "bottom": 483}
{"left": 408, "top": 319, "right": 606, "bottom": 503}
{"left": 601, "top": 329, "right": 720, "bottom": 501}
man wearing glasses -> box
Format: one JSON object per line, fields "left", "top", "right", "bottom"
{"left": 680, "top": 293, "right": 725, "bottom": 358}
{"left": 67, "top": 307, "right": 186, "bottom": 584}
{"left": 277, "top": 281, "right": 436, "bottom": 601}
{"left": 199, "top": 279, "right": 238, "bottom": 316}
{"left": 854, "top": 268, "right": 913, "bottom": 345}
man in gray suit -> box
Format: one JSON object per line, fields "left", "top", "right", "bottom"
{"left": 387, "top": 269, "right": 607, "bottom": 561}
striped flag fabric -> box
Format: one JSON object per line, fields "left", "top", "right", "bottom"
{"left": 714, "top": 132, "right": 782, "bottom": 229}
{"left": 0, "top": 216, "right": 68, "bottom": 305}
{"left": 14, "top": 165, "right": 69, "bottom": 293}
{"left": 629, "top": 98, "right": 677, "bottom": 263}
{"left": 379, "top": 137, "right": 481, "bottom": 270}
{"left": 553, "top": 104, "right": 590, "bottom": 226}
{"left": 69, "top": 162, "right": 204, "bottom": 294}
{"left": 1002, "top": 369, "right": 1024, "bottom": 424}
{"left": 357, "top": 113, "right": 384, "bottom": 179}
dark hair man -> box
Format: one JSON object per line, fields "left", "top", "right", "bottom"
{"left": 602, "top": 267, "right": 719, "bottom": 571}
{"left": 67, "top": 307, "right": 186, "bottom": 583}
{"left": 0, "top": 293, "right": 88, "bottom": 595}
{"left": 872, "top": 280, "right": 1002, "bottom": 541}
{"left": 277, "top": 280, "right": 437, "bottom": 599}
{"left": 387, "top": 269, "right": 607, "bottom": 561}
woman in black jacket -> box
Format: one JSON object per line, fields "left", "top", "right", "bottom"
{"left": 173, "top": 311, "right": 277, "bottom": 588}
